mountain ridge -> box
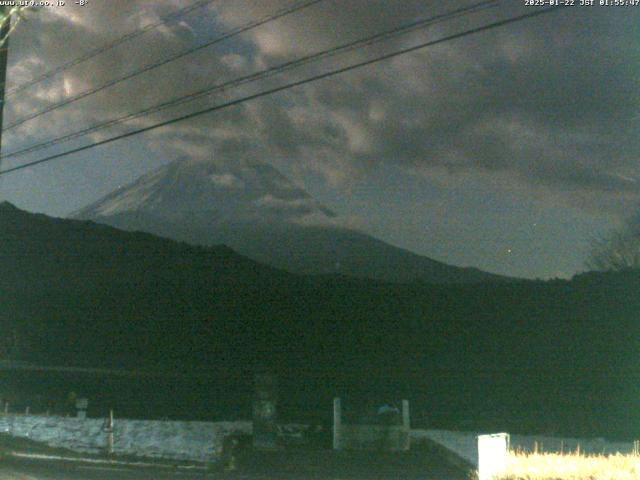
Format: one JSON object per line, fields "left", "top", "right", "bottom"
{"left": 74, "top": 157, "right": 512, "bottom": 284}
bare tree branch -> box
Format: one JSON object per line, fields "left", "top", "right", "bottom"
{"left": 587, "top": 228, "right": 640, "bottom": 271}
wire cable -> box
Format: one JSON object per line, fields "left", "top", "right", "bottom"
{"left": 1, "top": 0, "right": 502, "bottom": 161}
{"left": 3, "top": 0, "right": 217, "bottom": 98}
{"left": 3, "top": 0, "right": 326, "bottom": 132}
{"left": 0, "top": 5, "right": 568, "bottom": 177}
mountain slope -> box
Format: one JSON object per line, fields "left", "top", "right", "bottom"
{"left": 0, "top": 200, "right": 289, "bottom": 291}
{"left": 74, "top": 157, "right": 508, "bottom": 284}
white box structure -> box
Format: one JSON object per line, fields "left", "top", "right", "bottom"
{"left": 478, "top": 433, "right": 510, "bottom": 480}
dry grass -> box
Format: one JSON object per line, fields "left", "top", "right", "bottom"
{"left": 498, "top": 451, "right": 640, "bottom": 480}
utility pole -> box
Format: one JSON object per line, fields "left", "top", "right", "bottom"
{"left": 0, "top": 13, "right": 8, "bottom": 418}
{"left": 0, "top": 6, "right": 10, "bottom": 130}
{"left": 0, "top": 5, "right": 10, "bottom": 189}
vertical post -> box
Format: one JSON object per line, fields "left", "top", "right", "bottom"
{"left": 0, "top": 5, "right": 10, "bottom": 172}
{"left": 333, "top": 397, "right": 342, "bottom": 450}
{"left": 400, "top": 399, "right": 410, "bottom": 451}
{"left": 478, "top": 433, "right": 510, "bottom": 480}
{"left": 252, "top": 373, "right": 278, "bottom": 449}
{"left": 401, "top": 400, "right": 410, "bottom": 429}
{"left": 75, "top": 397, "right": 88, "bottom": 419}
{"left": 106, "top": 409, "right": 114, "bottom": 455}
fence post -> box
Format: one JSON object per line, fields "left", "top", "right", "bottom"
{"left": 106, "top": 409, "right": 114, "bottom": 455}
{"left": 252, "top": 373, "right": 278, "bottom": 449}
{"left": 401, "top": 399, "right": 410, "bottom": 451}
{"left": 478, "top": 433, "right": 510, "bottom": 480}
{"left": 76, "top": 398, "right": 88, "bottom": 419}
{"left": 333, "top": 397, "right": 342, "bottom": 450}
{"left": 401, "top": 400, "right": 410, "bottom": 429}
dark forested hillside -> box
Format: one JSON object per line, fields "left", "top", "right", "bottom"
{"left": 1, "top": 202, "right": 638, "bottom": 439}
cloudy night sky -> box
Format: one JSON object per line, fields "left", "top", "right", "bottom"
{"left": 0, "top": 0, "right": 637, "bottom": 280}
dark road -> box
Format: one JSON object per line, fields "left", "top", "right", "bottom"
{"left": 0, "top": 450, "right": 468, "bottom": 479}
{"left": 0, "top": 457, "right": 211, "bottom": 480}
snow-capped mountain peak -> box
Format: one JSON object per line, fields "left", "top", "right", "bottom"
{"left": 75, "top": 156, "right": 335, "bottom": 225}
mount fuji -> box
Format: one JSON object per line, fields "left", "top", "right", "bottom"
{"left": 74, "top": 157, "right": 508, "bottom": 284}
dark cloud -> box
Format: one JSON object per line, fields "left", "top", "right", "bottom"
{"left": 204, "top": 1, "right": 639, "bottom": 211}
{"left": 7, "top": 1, "right": 637, "bottom": 211}
{"left": 296, "top": 6, "right": 636, "bottom": 198}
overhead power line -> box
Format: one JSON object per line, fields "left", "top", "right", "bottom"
{"left": 2, "top": 0, "right": 217, "bottom": 98}
{"left": 3, "top": 0, "right": 325, "bottom": 132}
{"left": 1, "top": 0, "right": 502, "bottom": 162}
{"left": 0, "top": 5, "right": 568, "bottom": 178}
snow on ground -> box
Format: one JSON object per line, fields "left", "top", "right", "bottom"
{"left": 413, "top": 429, "right": 635, "bottom": 467}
